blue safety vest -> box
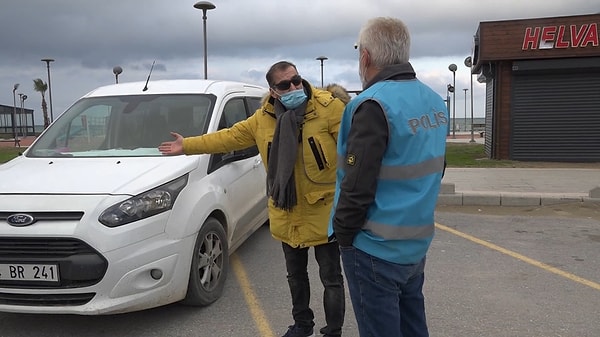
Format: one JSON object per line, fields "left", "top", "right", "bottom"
{"left": 332, "top": 79, "right": 448, "bottom": 264}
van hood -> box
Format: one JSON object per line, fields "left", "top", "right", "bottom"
{"left": 0, "top": 156, "right": 200, "bottom": 195}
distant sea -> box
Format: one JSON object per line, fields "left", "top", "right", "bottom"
{"left": 449, "top": 117, "right": 486, "bottom": 131}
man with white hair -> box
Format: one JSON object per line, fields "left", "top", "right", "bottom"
{"left": 330, "top": 17, "right": 448, "bottom": 337}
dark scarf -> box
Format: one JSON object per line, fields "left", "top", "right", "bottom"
{"left": 266, "top": 99, "right": 307, "bottom": 211}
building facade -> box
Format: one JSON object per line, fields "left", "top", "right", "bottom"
{"left": 472, "top": 13, "right": 600, "bottom": 162}
{"left": 0, "top": 104, "right": 36, "bottom": 138}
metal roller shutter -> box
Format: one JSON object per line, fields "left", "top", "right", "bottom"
{"left": 511, "top": 70, "right": 600, "bottom": 162}
{"left": 484, "top": 80, "right": 494, "bottom": 158}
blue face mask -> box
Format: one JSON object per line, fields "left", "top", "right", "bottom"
{"left": 279, "top": 89, "right": 307, "bottom": 110}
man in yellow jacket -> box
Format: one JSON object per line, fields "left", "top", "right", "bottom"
{"left": 159, "top": 61, "right": 348, "bottom": 337}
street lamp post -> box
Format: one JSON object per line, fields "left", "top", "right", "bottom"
{"left": 113, "top": 66, "right": 123, "bottom": 84}
{"left": 464, "top": 56, "right": 476, "bottom": 143}
{"left": 448, "top": 64, "right": 457, "bottom": 139}
{"left": 41, "top": 58, "right": 55, "bottom": 123}
{"left": 316, "top": 56, "right": 328, "bottom": 87}
{"left": 193, "top": 1, "right": 216, "bottom": 80}
{"left": 11, "top": 83, "right": 19, "bottom": 146}
{"left": 463, "top": 88, "right": 468, "bottom": 133}
{"left": 18, "top": 93, "right": 27, "bottom": 137}
{"left": 446, "top": 84, "right": 454, "bottom": 136}
{"left": 22, "top": 94, "right": 28, "bottom": 136}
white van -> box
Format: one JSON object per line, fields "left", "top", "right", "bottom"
{"left": 0, "top": 79, "right": 269, "bottom": 314}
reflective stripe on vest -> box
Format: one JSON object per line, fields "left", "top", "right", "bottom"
{"left": 363, "top": 220, "right": 434, "bottom": 240}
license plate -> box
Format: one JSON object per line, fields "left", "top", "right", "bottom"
{"left": 0, "top": 263, "right": 60, "bottom": 283}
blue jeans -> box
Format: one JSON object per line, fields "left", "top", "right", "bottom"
{"left": 340, "top": 247, "right": 428, "bottom": 337}
{"left": 282, "top": 241, "right": 345, "bottom": 336}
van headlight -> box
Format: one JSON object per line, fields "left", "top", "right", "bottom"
{"left": 99, "top": 174, "right": 189, "bottom": 227}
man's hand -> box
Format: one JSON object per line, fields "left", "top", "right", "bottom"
{"left": 158, "top": 132, "right": 184, "bottom": 155}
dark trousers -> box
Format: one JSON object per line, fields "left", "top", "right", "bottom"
{"left": 341, "top": 246, "right": 429, "bottom": 337}
{"left": 282, "top": 241, "right": 345, "bottom": 336}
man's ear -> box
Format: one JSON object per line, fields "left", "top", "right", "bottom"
{"left": 269, "top": 88, "right": 279, "bottom": 100}
{"left": 361, "top": 49, "right": 370, "bottom": 68}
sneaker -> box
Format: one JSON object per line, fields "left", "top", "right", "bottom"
{"left": 282, "top": 323, "right": 314, "bottom": 337}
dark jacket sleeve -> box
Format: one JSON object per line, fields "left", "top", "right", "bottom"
{"left": 332, "top": 100, "right": 388, "bottom": 247}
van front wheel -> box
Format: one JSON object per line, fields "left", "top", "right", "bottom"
{"left": 182, "top": 217, "right": 229, "bottom": 306}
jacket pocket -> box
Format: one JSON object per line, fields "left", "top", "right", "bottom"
{"left": 314, "top": 134, "right": 335, "bottom": 169}
{"left": 303, "top": 135, "right": 336, "bottom": 184}
{"left": 307, "top": 137, "right": 325, "bottom": 170}
{"left": 304, "top": 190, "right": 334, "bottom": 205}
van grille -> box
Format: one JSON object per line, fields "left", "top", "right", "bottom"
{"left": 0, "top": 237, "right": 95, "bottom": 258}
{"left": 0, "top": 238, "right": 107, "bottom": 289}
{"left": 0, "top": 211, "right": 84, "bottom": 222}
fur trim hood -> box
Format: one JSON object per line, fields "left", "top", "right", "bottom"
{"left": 323, "top": 83, "right": 351, "bottom": 105}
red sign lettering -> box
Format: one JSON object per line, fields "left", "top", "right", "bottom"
{"left": 522, "top": 23, "right": 598, "bottom": 50}
{"left": 581, "top": 23, "right": 599, "bottom": 47}
{"left": 570, "top": 24, "right": 588, "bottom": 47}
{"left": 522, "top": 27, "right": 540, "bottom": 49}
{"left": 555, "top": 26, "right": 569, "bottom": 48}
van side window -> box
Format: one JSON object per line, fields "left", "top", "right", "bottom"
{"left": 246, "top": 97, "right": 261, "bottom": 117}
{"left": 208, "top": 97, "right": 260, "bottom": 173}
{"left": 218, "top": 98, "right": 247, "bottom": 130}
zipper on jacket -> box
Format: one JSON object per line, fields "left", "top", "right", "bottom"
{"left": 318, "top": 142, "right": 328, "bottom": 166}
{"left": 308, "top": 137, "right": 325, "bottom": 170}
{"left": 267, "top": 142, "right": 271, "bottom": 162}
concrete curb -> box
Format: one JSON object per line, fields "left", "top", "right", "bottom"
{"left": 438, "top": 183, "right": 600, "bottom": 206}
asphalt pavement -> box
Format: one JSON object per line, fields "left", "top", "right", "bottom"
{"left": 441, "top": 134, "right": 600, "bottom": 206}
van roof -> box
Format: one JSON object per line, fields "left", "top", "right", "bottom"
{"left": 83, "top": 79, "right": 267, "bottom": 98}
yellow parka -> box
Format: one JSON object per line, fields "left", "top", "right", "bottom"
{"left": 182, "top": 82, "right": 349, "bottom": 248}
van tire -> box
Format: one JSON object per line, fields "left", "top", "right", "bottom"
{"left": 182, "top": 217, "right": 229, "bottom": 306}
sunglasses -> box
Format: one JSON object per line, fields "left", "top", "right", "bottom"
{"left": 272, "top": 74, "right": 302, "bottom": 91}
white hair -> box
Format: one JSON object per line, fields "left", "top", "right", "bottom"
{"left": 357, "top": 17, "right": 411, "bottom": 67}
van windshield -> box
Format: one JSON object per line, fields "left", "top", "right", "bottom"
{"left": 27, "top": 94, "right": 215, "bottom": 158}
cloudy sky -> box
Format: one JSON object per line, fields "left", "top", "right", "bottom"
{"left": 1, "top": 0, "right": 598, "bottom": 125}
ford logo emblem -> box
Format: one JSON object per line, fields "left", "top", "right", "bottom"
{"left": 6, "top": 213, "right": 36, "bottom": 227}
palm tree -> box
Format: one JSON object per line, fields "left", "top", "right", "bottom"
{"left": 33, "top": 78, "right": 50, "bottom": 128}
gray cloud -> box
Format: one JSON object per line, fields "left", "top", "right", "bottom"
{"left": 1, "top": 0, "right": 598, "bottom": 122}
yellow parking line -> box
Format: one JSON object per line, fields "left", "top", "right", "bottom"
{"left": 231, "top": 253, "right": 275, "bottom": 337}
{"left": 435, "top": 223, "right": 600, "bottom": 291}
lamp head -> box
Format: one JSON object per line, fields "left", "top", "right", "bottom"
{"left": 448, "top": 64, "right": 457, "bottom": 72}
{"left": 464, "top": 56, "right": 472, "bottom": 67}
{"left": 13, "top": 83, "right": 19, "bottom": 92}
{"left": 194, "top": 1, "right": 216, "bottom": 11}
{"left": 113, "top": 66, "right": 123, "bottom": 75}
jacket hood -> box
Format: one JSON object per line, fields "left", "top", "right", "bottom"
{"left": 323, "top": 83, "right": 351, "bottom": 104}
